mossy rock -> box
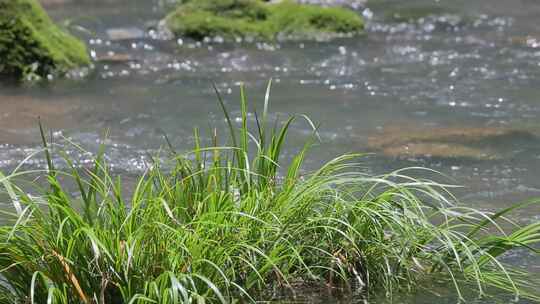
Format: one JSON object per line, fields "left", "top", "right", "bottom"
{"left": 0, "top": 0, "right": 90, "bottom": 82}
{"left": 163, "top": 0, "right": 364, "bottom": 41}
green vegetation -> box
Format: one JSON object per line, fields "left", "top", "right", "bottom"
{"left": 0, "top": 0, "right": 90, "bottom": 82}
{"left": 164, "top": 0, "right": 364, "bottom": 40}
{"left": 0, "top": 83, "right": 539, "bottom": 303}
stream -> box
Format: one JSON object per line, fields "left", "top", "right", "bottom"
{"left": 1, "top": 0, "right": 539, "bottom": 302}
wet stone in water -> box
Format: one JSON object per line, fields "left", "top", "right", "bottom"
{"left": 366, "top": 126, "right": 537, "bottom": 160}
{"left": 106, "top": 27, "right": 145, "bottom": 41}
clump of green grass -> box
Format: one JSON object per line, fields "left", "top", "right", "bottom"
{"left": 0, "top": 82, "right": 539, "bottom": 303}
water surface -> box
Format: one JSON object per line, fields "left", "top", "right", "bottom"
{"left": 1, "top": 0, "right": 539, "bottom": 302}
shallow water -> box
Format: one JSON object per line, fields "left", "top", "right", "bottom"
{"left": 1, "top": 0, "right": 540, "bottom": 302}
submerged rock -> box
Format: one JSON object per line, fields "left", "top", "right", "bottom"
{"left": 366, "top": 1, "right": 456, "bottom": 23}
{"left": 0, "top": 0, "right": 90, "bottom": 82}
{"left": 511, "top": 36, "right": 540, "bottom": 49}
{"left": 38, "top": 0, "right": 70, "bottom": 5}
{"left": 162, "top": 0, "right": 364, "bottom": 41}
{"left": 106, "top": 27, "right": 145, "bottom": 41}
{"left": 385, "top": 5, "right": 451, "bottom": 22}
{"left": 95, "top": 53, "right": 136, "bottom": 64}
{"left": 0, "top": 94, "right": 80, "bottom": 144}
{"left": 367, "top": 126, "right": 536, "bottom": 160}
{"left": 39, "top": 0, "right": 122, "bottom": 6}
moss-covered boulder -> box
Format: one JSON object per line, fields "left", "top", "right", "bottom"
{"left": 0, "top": 0, "right": 90, "bottom": 81}
{"left": 163, "top": 0, "right": 364, "bottom": 41}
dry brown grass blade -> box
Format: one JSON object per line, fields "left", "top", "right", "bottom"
{"left": 52, "top": 250, "right": 90, "bottom": 304}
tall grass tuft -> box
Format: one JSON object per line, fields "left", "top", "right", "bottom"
{"left": 0, "top": 83, "right": 539, "bottom": 303}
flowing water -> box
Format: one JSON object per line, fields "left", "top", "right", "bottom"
{"left": 1, "top": 0, "right": 540, "bottom": 302}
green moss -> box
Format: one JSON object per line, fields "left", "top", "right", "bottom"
{"left": 164, "top": 0, "right": 364, "bottom": 41}
{"left": 0, "top": 0, "right": 90, "bottom": 82}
